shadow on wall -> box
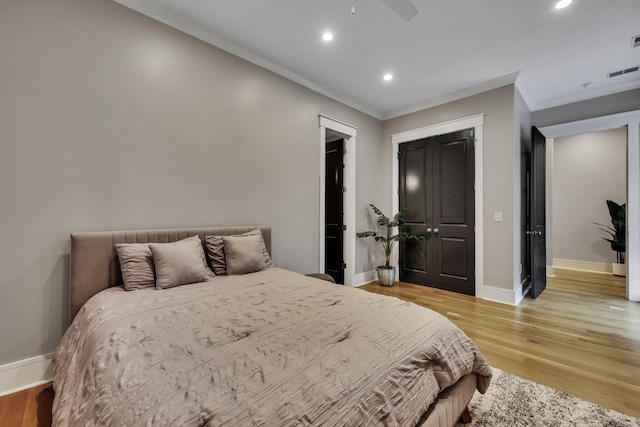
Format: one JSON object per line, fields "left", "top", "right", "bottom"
{"left": 590, "top": 239, "right": 613, "bottom": 260}
{"left": 42, "top": 249, "right": 70, "bottom": 354}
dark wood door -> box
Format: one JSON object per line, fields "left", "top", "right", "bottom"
{"left": 325, "top": 139, "right": 344, "bottom": 284}
{"left": 529, "top": 127, "right": 547, "bottom": 298}
{"left": 399, "top": 129, "right": 475, "bottom": 295}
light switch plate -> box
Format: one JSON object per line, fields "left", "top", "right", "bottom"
{"left": 494, "top": 211, "right": 503, "bottom": 222}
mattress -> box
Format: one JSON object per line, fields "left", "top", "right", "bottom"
{"left": 53, "top": 267, "right": 491, "bottom": 426}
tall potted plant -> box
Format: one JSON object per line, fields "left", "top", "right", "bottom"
{"left": 356, "top": 204, "right": 422, "bottom": 286}
{"left": 593, "top": 200, "right": 626, "bottom": 276}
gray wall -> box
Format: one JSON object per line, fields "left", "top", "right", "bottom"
{"left": 532, "top": 89, "right": 640, "bottom": 127}
{"left": 552, "top": 128, "right": 627, "bottom": 264}
{"left": 0, "top": 0, "right": 382, "bottom": 365}
{"left": 381, "top": 86, "right": 517, "bottom": 291}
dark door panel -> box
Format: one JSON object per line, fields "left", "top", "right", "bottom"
{"left": 325, "top": 139, "right": 344, "bottom": 284}
{"left": 403, "top": 238, "right": 428, "bottom": 274}
{"left": 438, "top": 139, "right": 468, "bottom": 225}
{"left": 402, "top": 145, "right": 430, "bottom": 224}
{"left": 399, "top": 129, "right": 475, "bottom": 295}
{"left": 439, "top": 237, "right": 468, "bottom": 278}
{"left": 399, "top": 142, "right": 432, "bottom": 285}
{"left": 529, "top": 127, "right": 547, "bottom": 298}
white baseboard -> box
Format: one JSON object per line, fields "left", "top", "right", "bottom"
{"left": 479, "top": 285, "right": 517, "bottom": 306}
{"left": 0, "top": 353, "right": 54, "bottom": 397}
{"left": 354, "top": 270, "right": 377, "bottom": 287}
{"left": 356, "top": 271, "right": 520, "bottom": 306}
{"left": 546, "top": 265, "right": 555, "bottom": 277}
{"left": 514, "top": 279, "right": 528, "bottom": 306}
{"left": 553, "top": 258, "right": 612, "bottom": 274}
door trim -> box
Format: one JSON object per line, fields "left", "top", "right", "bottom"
{"left": 391, "top": 114, "right": 484, "bottom": 297}
{"left": 540, "top": 109, "right": 640, "bottom": 302}
{"left": 319, "top": 116, "right": 356, "bottom": 287}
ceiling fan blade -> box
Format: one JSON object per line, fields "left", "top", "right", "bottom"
{"left": 380, "top": 0, "right": 419, "bottom": 21}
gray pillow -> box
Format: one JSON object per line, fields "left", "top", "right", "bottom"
{"left": 223, "top": 234, "right": 266, "bottom": 275}
{"left": 116, "top": 243, "right": 155, "bottom": 290}
{"left": 149, "top": 236, "right": 210, "bottom": 289}
{"left": 205, "top": 229, "right": 272, "bottom": 275}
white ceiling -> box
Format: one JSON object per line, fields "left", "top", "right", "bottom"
{"left": 117, "top": 0, "right": 640, "bottom": 120}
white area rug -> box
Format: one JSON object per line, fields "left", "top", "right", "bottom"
{"left": 456, "top": 368, "right": 640, "bottom": 427}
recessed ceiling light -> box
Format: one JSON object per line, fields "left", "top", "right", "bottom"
{"left": 383, "top": 73, "right": 393, "bottom": 81}
{"left": 555, "top": 0, "right": 572, "bottom": 9}
{"left": 322, "top": 32, "right": 334, "bottom": 42}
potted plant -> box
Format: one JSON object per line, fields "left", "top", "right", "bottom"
{"left": 356, "top": 204, "right": 422, "bottom": 286}
{"left": 593, "top": 200, "right": 626, "bottom": 276}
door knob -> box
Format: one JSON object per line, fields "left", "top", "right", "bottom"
{"left": 433, "top": 228, "right": 440, "bottom": 234}
{"left": 426, "top": 228, "right": 433, "bottom": 233}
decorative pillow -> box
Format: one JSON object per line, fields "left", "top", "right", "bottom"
{"left": 116, "top": 243, "right": 155, "bottom": 290}
{"left": 149, "top": 236, "right": 211, "bottom": 289}
{"left": 223, "top": 234, "right": 266, "bottom": 275}
{"left": 205, "top": 228, "right": 272, "bottom": 275}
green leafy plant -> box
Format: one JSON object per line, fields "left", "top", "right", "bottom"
{"left": 592, "top": 200, "right": 626, "bottom": 264}
{"left": 356, "top": 204, "right": 422, "bottom": 268}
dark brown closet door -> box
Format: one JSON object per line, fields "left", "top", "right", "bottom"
{"left": 529, "top": 127, "right": 547, "bottom": 298}
{"left": 398, "top": 140, "right": 433, "bottom": 285}
{"left": 399, "top": 129, "right": 475, "bottom": 295}
{"left": 325, "top": 139, "right": 344, "bottom": 284}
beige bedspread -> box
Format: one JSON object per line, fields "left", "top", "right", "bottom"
{"left": 53, "top": 268, "right": 491, "bottom": 426}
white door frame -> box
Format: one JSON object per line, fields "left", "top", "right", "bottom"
{"left": 390, "top": 114, "right": 484, "bottom": 297}
{"left": 540, "top": 109, "right": 640, "bottom": 301}
{"left": 319, "top": 116, "right": 357, "bottom": 287}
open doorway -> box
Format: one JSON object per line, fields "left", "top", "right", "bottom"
{"left": 546, "top": 128, "right": 627, "bottom": 298}
{"left": 318, "top": 116, "right": 356, "bottom": 287}
{"left": 547, "top": 128, "right": 627, "bottom": 277}
{"left": 324, "top": 133, "right": 345, "bottom": 284}
{"left": 539, "top": 109, "right": 640, "bottom": 302}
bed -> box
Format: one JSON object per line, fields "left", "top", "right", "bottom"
{"left": 52, "top": 226, "right": 492, "bottom": 427}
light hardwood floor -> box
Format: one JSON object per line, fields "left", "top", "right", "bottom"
{"left": 1, "top": 268, "right": 638, "bottom": 425}
{"left": 362, "top": 268, "right": 640, "bottom": 418}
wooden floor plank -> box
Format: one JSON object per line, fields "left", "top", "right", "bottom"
{"left": 0, "top": 382, "right": 52, "bottom": 427}
{"left": 0, "top": 389, "right": 27, "bottom": 426}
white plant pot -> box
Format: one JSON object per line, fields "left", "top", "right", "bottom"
{"left": 612, "top": 262, "right": 626, "bottom": 277}
{"left": 377, "top": 266, "right": 396, "bottom": 287}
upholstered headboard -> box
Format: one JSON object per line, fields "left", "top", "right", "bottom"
{"left": 69, "top": 226, "right": 271, "bottom": 321}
